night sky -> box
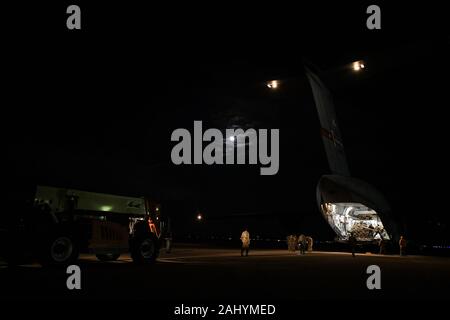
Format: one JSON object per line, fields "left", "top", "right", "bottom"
{"left": 3, "top": 2, "right": 449, "bottom": 242}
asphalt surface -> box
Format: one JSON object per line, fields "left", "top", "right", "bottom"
{"left": 1, "top": 246, "right": 450, "bottom": 301}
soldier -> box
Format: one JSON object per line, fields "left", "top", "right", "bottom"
{"left": 287, "top": 235, "right": 296, "bottom": 251}
{"left": 306, "top": 236, "right": 313, "bottom": 252}
{"left": 399, "top": 235, "right": 407, "bottom": 256}
{"left": 286, "top": 235, "right": 292, "bottom": 251}
{"left": 292, "top": 235, "right": 298, "bottom": 251}
{"left": 240, "top": 228, "right": 250, "bottom": 257}
{"left": 349, "top": 233, "right": 357, "bottom": 258}
{"left": 378, "top": 238, "right": 386, "bottom": 255}
{"left": 165, "top": 231, "right": 173, "bottom": 253}
{"left": 298, "top": 234, "right": 306, "bottom": 255}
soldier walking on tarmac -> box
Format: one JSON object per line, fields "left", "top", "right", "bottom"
{"left": 349, "top": 233, "right": 357, "bottom": 258}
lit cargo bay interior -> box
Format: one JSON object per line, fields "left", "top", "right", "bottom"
{"left": 321, "top": 203, "right": 390, "bottom": 241}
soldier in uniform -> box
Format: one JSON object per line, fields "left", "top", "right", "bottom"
{"left": 298, "top": 234, "right": 306, "bottom": 255}
{"left": 240, "top": 228, "right": 250, "bottom": 257}
{"left": 291, "top": 235, "right": 298, "bottom": 252}
{"left": 287, "top": 235, "right": 297, "bottom": 251}
{"left": 399, "top": 236, "right": 407, "bottom": 256}
{"left": 378, "top": 238, "right": 386, "bottom": 255}
{"left": 349, "top": 233, "right": 357, "bottom": 258}
{"left": 306, "top": 236, "right": 313, "bottom": 252}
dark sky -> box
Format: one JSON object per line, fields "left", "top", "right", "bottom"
{"left": 3, "top": 2, "right": 450, "bottom": 241}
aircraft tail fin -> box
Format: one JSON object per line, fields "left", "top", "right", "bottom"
{"left": 305, "top": 65, "right": 350, "bottom": 177}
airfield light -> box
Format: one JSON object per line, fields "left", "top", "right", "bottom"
{"left": 352, "top": 61, "right": 365, "bottom": 72}
{"left": 267, "top": 80, "right": 279, "bottom": 89}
